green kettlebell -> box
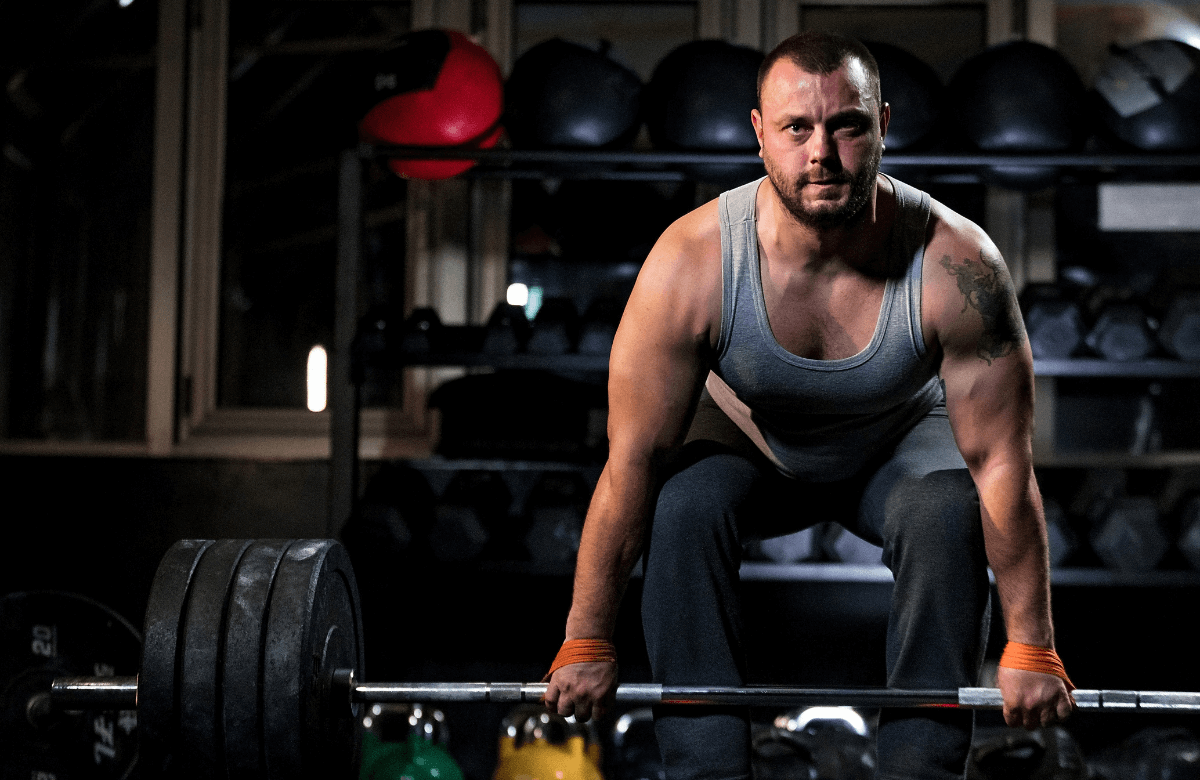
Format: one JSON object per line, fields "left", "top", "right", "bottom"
{"left": 361, "top": 731, "right": 465, "bottom": 780}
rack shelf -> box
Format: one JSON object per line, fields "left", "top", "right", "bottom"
{"left": 1033, "top": 359, "right": 1200, "bottom": 378}
{"left": 478, "top": 560, "right": 1200, "bottom": 587}
{"left": 368, "top": 144, "right": 1200, "bottom": 168}
{"left": 363, "top": 144, "right": 1200, "bottom": 181}
{"left": 397, "top": 352, "right": 610, "bottom": 372}
{"left": 741, "top": 563, "right": 1200, "bottom": 587}
{"left": 391, "top": 354, "right": 1200, "bottom": 379}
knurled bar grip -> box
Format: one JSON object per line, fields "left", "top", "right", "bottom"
{"left": 351, "top": 683, "right": 960, "bottom": 707}
{"left": 50, "top": 676, "right": 1200, "bottom": 712}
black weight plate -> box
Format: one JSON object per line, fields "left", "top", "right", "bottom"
{"left": 178, "top": 539, "right": 255, "bottom": 778}
{"left": 262, "top": 540, "right": 365, "bottom": 780}
{"left": 140, "top": 539, "right": 214, "bottom": 775}
{"left": 222, "top": 540, "right": 290, "bottom": 780}
{"left": 0, "top": 590, "right": 142, "bottom": 780}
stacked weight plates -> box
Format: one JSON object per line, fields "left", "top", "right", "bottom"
{"left": 139, "top": 539, "right": 365, "bottom": 780}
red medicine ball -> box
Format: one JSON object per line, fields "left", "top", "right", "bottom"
{"left": 359, "top": 29, "right": 504, "bottom": 180}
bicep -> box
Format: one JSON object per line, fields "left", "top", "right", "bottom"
{"left": 606, "top": 256, "right": 711, "bottom": 464}
{"left": 934, "top": 246, "right": 1034, "bottom": 468}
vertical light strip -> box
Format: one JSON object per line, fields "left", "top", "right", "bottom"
{"left": 307, "top": 346, "right": 328, "bottom": 413}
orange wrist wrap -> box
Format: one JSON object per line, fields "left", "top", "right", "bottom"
{"left": 543, "top": 639, "right": 617, "bottom": 682}
{"left": 999, "top": 641, "right": 1075, "bottom": 690}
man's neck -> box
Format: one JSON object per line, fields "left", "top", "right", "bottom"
{"left": 757, "top": 175, "right": 890, "bottom": 275}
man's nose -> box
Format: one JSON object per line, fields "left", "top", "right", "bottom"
{"left": 808, "top": 125, "right": 840, "bottom": 169}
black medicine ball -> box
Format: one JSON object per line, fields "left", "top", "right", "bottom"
{"left": 645, "top": 39, "right": 764, "bottom": 151}
{"left": 862, "top": 41, "right": 943, "bottom": 150}
{"left": 1094, "top": 39, "right": 1200, "bottom": 151}
{"left": 505, "top": 38, "right": 643, "bottom": 149}
{"left": 947, "top": 40, "right": 1088, "bottom": 151}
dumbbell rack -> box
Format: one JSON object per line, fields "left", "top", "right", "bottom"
{"left": 331, "top": 144, "right": 1200, "bottom": 578}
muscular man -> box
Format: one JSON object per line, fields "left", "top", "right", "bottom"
{"left": 543, "top": 31, "right": 1075, "bottom": 779}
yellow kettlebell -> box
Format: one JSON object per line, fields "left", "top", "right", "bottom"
{"left": 494, "top": 704, "right": 603, "bottom": 780}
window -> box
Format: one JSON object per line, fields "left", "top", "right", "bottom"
{"left": 0, "top": 0, "right": 158, "bottom": 445}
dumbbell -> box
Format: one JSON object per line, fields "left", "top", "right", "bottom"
{"left": 345, "top": 464, "right": 436, "bottom": 560}
{"left": 1043, "top": 499, "right": 1079, "bottom": 569}
{"left": 763, "top": 707, "right": 874, "bottom": 780}
{"left": 527, "top": 297, "right": 581, "bottom": 355}
{"left": 819, "top": 524, "right": 883, "bottom": 565}
{"left": 399, "top": 307, "right": 444, "bottom": 354}
{"left": 1158, "top": 291, "right": 1200, "bottom": 361}
{"left": 1068, "top": 468, "right": 1127, "bottom": 520}
{"left": 483, "top": 302, "right": 531, "bottom": 354}
{"left": 1089, "top": 495, "right": 1169, "bottom": 572}
{"left": 523, "top": 471, "right": 591, "bottom": 565}
{"left": 1084, "top": 303, "right": 1157, "bottom": 361}
{"left": 428, "top": 470, "right": 512, "bottom": 563}
{"left": 609, "top": 708, "right": 665, "bottom": 780}
{"left": 968, "top": 726, "right": 1084, "bottom": 780}
{"left": 1087, "top": 726, "right": 1200, "bottom": 780}
{"left": 577, "top": 297, "right": 623, "bottom": 356}
{"left": 1021, "top": 284, "right": 1085, "bottom": 360}
{"left": 748, "top": 527, "right": 817, "bottom": 564}
{"left": 1177, "top": 495, "right": 1200, "bottom": 571}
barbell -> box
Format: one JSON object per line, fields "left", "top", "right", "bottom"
{"left": 25, "top": 539, "right": 1200, "bottom": 780}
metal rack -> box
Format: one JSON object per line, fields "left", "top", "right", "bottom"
{"left": 329, "top": 145, "right": 1200, "bottom": 584}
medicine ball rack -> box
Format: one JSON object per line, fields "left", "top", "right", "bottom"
{"left": 329, "top": 143, "right": 1200, "bottom": 576}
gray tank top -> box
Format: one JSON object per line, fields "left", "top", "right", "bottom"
{"left": 707, "top": 175, "right": 945, "bottom": 482}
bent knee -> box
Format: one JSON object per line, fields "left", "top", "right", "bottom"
{"left": 652, "top": 454, "right": 757, "bottom": 545}
{"left": 883, "top": 469, "right": 983, "bottom": 551}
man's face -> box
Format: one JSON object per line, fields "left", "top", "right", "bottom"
{"left": 751, "top": 57, "right": 889, "bottom": 228}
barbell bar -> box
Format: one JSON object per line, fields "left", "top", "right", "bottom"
{"left": 26, "top": 538, "right": 1200, "bottom": 780}
{"left": 48, "top": 674, "right": 1200, "bottom": 711}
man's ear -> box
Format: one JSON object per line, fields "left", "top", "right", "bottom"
{"left": 751, "top": 108, "right": 765, "bottom": 158}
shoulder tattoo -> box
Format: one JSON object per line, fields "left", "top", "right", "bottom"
{"left": 939, "top": 252, "right": 1025, "bottom": 365}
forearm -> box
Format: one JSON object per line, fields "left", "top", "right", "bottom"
{"left": 975, "top": 458, "right": 1055, "bottom": 647}
{"left": 564, "top": 457, "right": 657, "bottom": 641}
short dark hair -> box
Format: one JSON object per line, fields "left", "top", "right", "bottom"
{"left": 757, "top": 31, "right": 881, "bottom": 111}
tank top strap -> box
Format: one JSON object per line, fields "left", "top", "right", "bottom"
{"left": 716, "top": 177, "right": 762, "bottom": 359}
{"left": 884, "top": 174, "right": 933, "bottom": 359}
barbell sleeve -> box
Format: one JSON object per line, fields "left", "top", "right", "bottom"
{"left": 50, "top": 676, "right": 138, "bottom": 710}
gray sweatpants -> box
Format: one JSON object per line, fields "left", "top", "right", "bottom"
{"left": 641, "top": 395, "right": 992, "bottom": 780}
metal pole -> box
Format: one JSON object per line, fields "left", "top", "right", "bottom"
{"left": 328, "top": 149, "right": 364, "bottom": 537}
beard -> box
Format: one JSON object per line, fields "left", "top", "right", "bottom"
{"left": 764, "top": 140, "right": 883, "bottom": 229}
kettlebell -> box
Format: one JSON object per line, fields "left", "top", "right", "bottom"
{"left": 494, "top": 704, "right": 603, "bottom": 780}
{"left": 361, "top": 732, "right": 465, "bottom": 780}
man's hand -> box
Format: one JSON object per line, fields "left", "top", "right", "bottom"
{"left": 996, "top": 665, "right": 1075, "bottom": 729}
{"left": 543, "top": 660, "right": 618, "bottom": 722}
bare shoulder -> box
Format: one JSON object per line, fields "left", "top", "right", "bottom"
{"left": 923, "top": 198, "right": 1026, "bottom": 365}
{"left": 624, "top": 197, "right": 724, "bottom": 345}
{"left": 641, "top": 198, "right": 723, "bottom": 283}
